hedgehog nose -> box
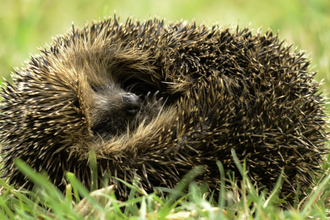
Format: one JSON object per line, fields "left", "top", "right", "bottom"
{"left": 122, "top": 93, "right": 141, "bottom": 115}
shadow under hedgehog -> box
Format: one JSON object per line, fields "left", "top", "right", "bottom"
{"left": 0, "top": 15, "right": 328, "bottom": 203}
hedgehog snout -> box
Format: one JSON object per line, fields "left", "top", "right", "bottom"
{"left": 122, "top": 93, "right": 141, "bottom": 115}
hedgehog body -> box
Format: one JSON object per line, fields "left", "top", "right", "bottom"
{"left": 0, "top": 16, "right": 328, "bottom": 202}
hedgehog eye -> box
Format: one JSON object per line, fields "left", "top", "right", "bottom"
{"left": 126, "top": 108, "right": 139, "bottom": 115}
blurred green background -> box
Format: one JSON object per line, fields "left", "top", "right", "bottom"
{"left": 0, "top": 0, "right": 329, "bottom": 106}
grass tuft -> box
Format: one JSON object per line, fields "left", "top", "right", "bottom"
{"left": 0, "top": 156, "right": 329, "bottom": 219}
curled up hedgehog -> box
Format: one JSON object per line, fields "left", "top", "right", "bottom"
{"left": 0, "top": 16, "right": 328, "bottom": 203}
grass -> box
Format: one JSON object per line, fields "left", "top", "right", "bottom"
{"left": 0, "top": 154, "right": 329, "bottom": 220}
{"left": 0, "top": 157, "right": 329, "bottom": 219}
{"left": 0, "top": 0, "right": 330, "bottom": 219}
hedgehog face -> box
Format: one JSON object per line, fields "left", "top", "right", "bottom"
{"left": 90, "top": 83, "right": 163, "bottom": 140}
{"left": 90, "top": 87, "right": 141, "bottom": 139}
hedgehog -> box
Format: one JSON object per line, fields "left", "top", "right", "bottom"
{"left": 0, "top": 15, "right": 328, "bottom": 203}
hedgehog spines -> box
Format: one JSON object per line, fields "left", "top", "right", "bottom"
{"left": 0, "top": 16, "right": 328, "bottom": 203}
